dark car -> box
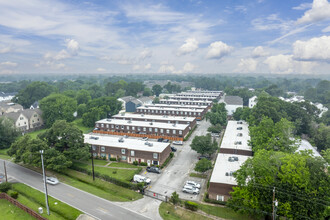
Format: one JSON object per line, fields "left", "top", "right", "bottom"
{"left": 171, "top": 146, "right": 177, "bottom": 152}
{"left": 162, "top": 139, "right": 169, "bottom": 143}
{"left": 157, "top": 138, "right": 164, "bottom": 142}
{"left": 146, "top": 166, "right": 161, "bottom": 174}
{"left": 198, "top": 155, "right": 211, "bottom": 160}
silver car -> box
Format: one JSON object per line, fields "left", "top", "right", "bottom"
{"left": 46, "top": 177, "right": 59, "bottom": 185}
{"left": 182, "top": 185, "right": 199, "bottom": 194}
{"left": 185, "top": 180, "right": 201, "bottom": 189}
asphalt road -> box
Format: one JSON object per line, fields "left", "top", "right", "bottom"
{"left": 0, "top": 159, "right": 150, "bottom": 220}
{"left": 147, "top": 119, "right": 212, "bottom": 201}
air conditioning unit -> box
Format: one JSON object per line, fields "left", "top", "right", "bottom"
{"left": 106, "top": 119, "right": 111, "bottom": 122}
{"left": 127, "top": 120, "right": 132, "bottom": 124}
{"left": 118, "top": 137, "right": 124, "bottom": 142}
{"left": 225, "top": 172, "right": 229, "bottom": 176}
{"left": 172, "top": 124, "right": 176, "bottom": 127}
{"left": 144, "top": 141, "right": 149, "bottom": 145}
{"left": 141, "top": 114, "right": 144, "bottom": 117}
{"left": 148, "top": 143, "right": 153, "bottom": 147}
{"left": 149, "top": 122, "right": 153, "bottom": 125}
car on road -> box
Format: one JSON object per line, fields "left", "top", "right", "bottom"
{"left": 146, "top": 166, "right": 161, "bottom": 174}
{"left": 198, "top": 155, "right": 211, "bottom": 160}
{"left": 182, "top": 185, "right": 199, "bottom": 194}
{"left": 133, "top": 175, "right": 151, "bottom": 184}
{"left": 171, "top": 146, "right": 177, "bottom": 152}
{"left": 46, "top": 177, "right": 59, "bottom": 185}
{"left": 185, "top": 180, "right": 201, "bottom": 189}
{"left": 142, "top": 137, "right": 148, "bottom": 141}
{"left": 172, "top": 141, "right": 183, "bottom": 145}
{"left": 162, "top": 139, "right": 169, "bottom": 143}
{"left": 157, "top": 138, "right": 164, "bottom": 142}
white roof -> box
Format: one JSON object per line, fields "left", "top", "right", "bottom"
{"left": 176, "top": 93, "right": 219, "bottom": 98}
{"left": 296, "top": 139, "right": 321, "bottom": 157}
{"left": 169, "top": 96, "right": 214, "bottom": 100}
{"left": 84, "top": 134, "right": 169, "bottom": 153}
{"left": 210, "top": 153, "right": 251, "bottom": 185}
{"left": 112, "top": 113, "right": 195, "bottom": 122}
{"left": 144, "top": 103, "right": 208, "bottom": 110}
{"left": 161, "top": 99, "right": 212, "bottom": 104}
{"left": 96, "top": 118, "right": 189, "bottom": 130}
{"left": 137, "top": 106, "right": 203, "bottom": 113}
{"left": 220, "top": 120, "right": 252, "bottom": 151}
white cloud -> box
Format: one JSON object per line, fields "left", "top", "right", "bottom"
{"left": 35, "top": 60, "right": 66, "bottom": 70}
{"left": 297, "top": 0, "right": 330, "bottom": 24}
{"left": 252, "top": 46, "right": 269, "bottom": 57}
{"left": 236, "top": 58, "right": 257, "bottom": 72}
{"left": 292, "top": 3, "right": 312, "bottom": 10}
{"left": 206, "top": 41, "right": 233, "bottom": 59}
{"left": 293, "top": 35, "right": 330, "bottom": 61}
{"left": 132, "top": 65, "right": 140, "bottom": 71}
{"left": 158, "top": 64, "right": 175, "bottom": 73}
{"left": 66, "top": 39, "right": 79, "bottom": 54}
{"left": 0, "top": 46, "right": 11, "bottom": 54}
{"left": 182, "top": 62, "right": 196, "bottom": 72}
{"left": 323, "top": 26, "right": 330, "bottom": 32}
{"left": 177, "top": 38, "right": 199, "bottom": 55}
{"left": 96, "top": 67, "right": 106, "bottom": 72}
{"left": 251, "top": 14, "right": 293, "bottom": 32}
{"left": 144, "top": 63, "right": 151, "bottom": 70}
{"left": 235, "top": 5, "right": 247, "bottom": 13}
{"left": 0, "top": 61, "right": 18, "bottom": 67}
{"left": 139, "top": 49, "right": 152, "bottom": 60}
{"left": 44, "top": 39, "right": 79, "bottom": 61}
{"left": 0, "top": 69, "right": 16, "bottom": 74}
{"left": 264, "top": 54, "right": 294, "bottom": 73}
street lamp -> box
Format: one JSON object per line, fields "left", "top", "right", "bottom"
{"left": 40, "top": 150, "right": 50, "bottom": 215}
{"left": 90, "top": 146, "right": 95, "bottom": 181}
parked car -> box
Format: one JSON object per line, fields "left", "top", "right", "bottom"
{"left": 146, "top": 166, "right": 161, "bottom": 174}
{"left": 211, "top": 133, "right": 220, "bottom": 137}
{"left": 133, "top": 174, "right": 151, "bottom": 184}
{"left": 173, "top": 141, "right": 183, "bottom": 145}
{"left": 198, "top": 155, "right": 211, "bottom": 160}
{"left": 171, "top": 146, "right": 177, "bottom": 152}
{"left": 162, "top": 139, "right": 169, "bottom": 143}
{"left": 142, "top": 137, "right": 148, "bottom": 141}
{"left": 182, "top": 185, "right": 199, "bottom": 194}
{"left": 185, "top": 180, "right": 201, "bottom": 189}
{"left": 46, "top": 177, "right": 59, "bottom": 185}
{"left": 157, "top": 138, "right": 164, "bottom": 142}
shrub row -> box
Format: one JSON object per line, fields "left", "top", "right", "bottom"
{"left": 204, "top": 192, "right": 227, "bottom": 205}
{"left": 0, "top": 182, "right": 11, "bottom": 193}
{"left": 184, "top": 125, "right": 197, "bottom": 141}
{"left": 70, "top": 165, "right": 143, "bottom": 191}
{"left": 184, "top": 201, "right": 198, "bottom": 211}
{"left": 160, "top": 152, "right": 174, "bottom": 169}
{"left": 7, "top": 190, "right": 19, "bottom": 199}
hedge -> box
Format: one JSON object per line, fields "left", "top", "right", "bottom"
{"left": 184, "top": 125, "right": 197, "bottom": 141}
{"left": 184, "top": 201, "right": 198, "bottom": 211}
{"left": 0, "top": 182, "right": 11, "bottom": 193}
{"left": 69, "top": 165, "right": 142, "bottom": 191}
{"left": 160, "top": 152, "right": 174, "bottom": 169}
{"left": 8, "top": 190, "right": 18, "bottom": 199}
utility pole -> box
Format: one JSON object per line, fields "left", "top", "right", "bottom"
{"left": 90, "top": 146, "right": 95, "bottom": 181}
{"left": 40, "top": 150, "right": 50, "bottom": 215}
{"left": 272, "top": 187, "right": 276, "bottom": 220}
{"left": 3, "top": 161, "right": 7, "bottom": 182}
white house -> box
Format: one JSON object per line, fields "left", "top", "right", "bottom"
{"left": 248, "top": 96, "right": 257, "bottom": 108}
{"left": 223, "top": 96, "right": 243, "bottom": 115}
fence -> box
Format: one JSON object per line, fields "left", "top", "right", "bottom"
{"left": 144, "top": 189, "right": 168, "bottom": 202}
{"left": 93, "top": 130, "right": 184, "bottom": 141}
{"left": 0, "top": 193, "right": 47, "bottom": 220}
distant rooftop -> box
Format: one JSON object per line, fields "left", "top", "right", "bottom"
{"left": 224, "top": 96, "right": 243, "bottom": 105}
{"left": 144, "top": 103, "right": 208, "bottom": 110}
{"left": 137, "top": 106, "right": 204, "bottom": 113}
{"left": 161, "top": 99, "right": 212, "bottom": 104}
{"left": 112, "top": 113, "right": 196, "bottom": 122}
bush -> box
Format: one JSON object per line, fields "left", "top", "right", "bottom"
{"left": 0, "top": 182, "right": 11, "bottom": 192}
{"left": 184, "top": 201, "right": 198, "bottom": 211}
{"left": 112, "top": 171, "right": 117, "bottom": 174}
{"left": 195, "top": 159, "right": 212, "bottom": 172}
{"left": 160, "top": 152, "right": 174, "bottom": 169}
{"left": 140, "top": 162, "right": 147, "bottom": 166}
{"left": 8, "top": 190, "right": 18, "bottom": 199}
{"left": 117, "top": 157, "right": 121, "bottom": 162}
{"left": 184, "top": 125, "right": 197, "bottom": 141}
{"left": 110, "top": 157, "right": 117, "bottom": 161}
{"left": 133, "top": 161, "right": 138, "bottom": 166}
{"left": 170, "top": 191, "right": 180, "bottom": 205}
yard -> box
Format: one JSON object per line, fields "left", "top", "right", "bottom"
{"left": 159, "top": 202, "right": 212, "bottom": 220}
{"left": 72, "top": 118, "right": 93, "bottom": 134}
{"left": 0, "top": 199, "right": 36, "bottom": 220}
{"left": 0, "top": 148, "right": 11, "bottom": 160}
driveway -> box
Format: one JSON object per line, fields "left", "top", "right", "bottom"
{"left": 147, "top": 119, "right": 211, "bottom": 201}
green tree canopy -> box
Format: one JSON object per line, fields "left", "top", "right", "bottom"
{"left": 76, "top": 89, "right": 91, "bottom": 105}
{"left": 227, "top": 150, "right": 330, "bottom": 219}
{"left": 190, "top": 134, "right": 218, "bottom": 156}
{"left": 14, "top": 81, "right": 57, "bottom": 108}
{"left": 206, "top": 103, "right": 227, "bottom": 126}
{"left": 152, "top": 84, "right": 162, "bottom": 97}
{"left": 40, "top": 93, "right": 77, "bottom": 127}
{"left": 0, "top": 117, "right": 21, "bottom": 149}
{"left": 194, "top": 158, "right": 212, "bottom": 172}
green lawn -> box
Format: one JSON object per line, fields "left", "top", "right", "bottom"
{"left": 74, "top": 161, "right": 140, "bottom": 182}
{"left": 12, "top": 183, "right": 82, "bottom": 220}
{"left": 27, "top": 129, "right": 46, "bottom": 139}
{"left": 159, "top": 202, "right": 212, "bottom": 220}
{"left": 0, "top": 148, "right": 12, "bottom": 160}
{"left": 107, "top": 162, "right": 140, "bottom": 169}
{"left": 88, "top": 159, "right": 109, "bottom": 166}
{"left": 0, "top": 199, "right": 36, "bottom": 220}
{"left": 198, "top": 203, "right": 257, "bottom": 220}
{"left": 72, "top": 119, "right": 93, "bottom": 134}
{"left": 189, "top": 173, "right": 207, "bottom": 179}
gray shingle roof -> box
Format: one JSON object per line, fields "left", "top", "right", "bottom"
{"left": 224, "top": 96, "right": 243, "bottom": 105}
{"left": 137, "top": 96, "right": 152, "bottom": 103}
{"left": 119, "top": 96, "right": 135, "bottom": 102}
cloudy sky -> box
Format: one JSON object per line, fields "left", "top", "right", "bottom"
{"left": 0, "top": 0, "right": 330, "bottom": 75}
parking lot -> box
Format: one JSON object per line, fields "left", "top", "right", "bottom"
{"left": 144, "top": 119, "right": 212, "bottom": 201}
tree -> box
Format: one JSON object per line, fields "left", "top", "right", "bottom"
{"left": 38, "top": 120, "right": 89, "bottom": 161}
{"left": 233, "top": 107, "right": 251, "bottom": 121}
{"left": 227, "top": 150, "right": 330, "bottom": 219}
{"left": 207, "top": 124, "right": 222, "bottom": 133}
{"left": 76, "top": 89, "right": 91, "bottom": 105}
{"left": 77, "top": 104, "right": 87, "bottom": 117}
{"left": 153, "top": 97, "right": 160, "bottom": 104}
{"left": 0, "top": 117, "right": 21, "bottom": 149}
{"left": 40, "top": 93, "right": 77, "bottom": 127}
{"left": 313, "top": 124, "right": 330, "bottom": 152}
{"left": 170, "top": 191, "right": 180, "bottom": 205}
{"left": 143, "top": 88, "right": 152, "bottom": 96}
{"left": 190, "top": 134, "right": 218, "bottom": 156}
{"left": 206, "top": 103, "right": 227, "bottom": 126}
{"left": 152, "top": 84, "right": 162, "bottom": 97}
{"left": 14, "top": 81, "right": 57, "bottom": 108}
{"left": 194, "top": 159, "right": 212, "bottom": 172}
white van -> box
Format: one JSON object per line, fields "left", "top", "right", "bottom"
{"left": 133, "top": 175, "right": 151, "bottom": 184}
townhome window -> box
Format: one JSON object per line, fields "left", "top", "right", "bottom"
{"left": 173, "top": 130, "right": 176, "bottom": 134}
{"left": 92, "top": 145, "right": 96, "bottom": 150}
{"left": 121, "top": 149, "right": 126, "bottom": 154}
{"left": 160, "top": 110, "right": 162, "bottom": 113}
{"left": 155, "top": 128, "right": 158, "bottom": 132}
{"left": 34, "top": 114, "right": 37, "bottom": 117}
{"left": 143, "top": 127, "right": 146, "bottom": 131}
{"left": 179, "top": 131, "right": 183, "bottom": 135}
{"left": 122, "top": 156, "right": 127, "bottom": 160}
{"left": 153, "top": 153, "right": 158, "bottom": 159}
{"left": 101, "top": 153, "right": 106, "bottom": 158}
{"left": 101, "top": 124, "right": 104, "bottom": 127}
{"left": 116, "top": 125, "right": 119, "bottom": 129}
{"left": 106, "top": 124, "right": 109, "bottom": 128}
{"left": 185, "top": 112, "right": 187, "bottom": 115}
{"left": 189, "top": 112, "right": 191, "bottom": 115}
{"left": 121, "top": 125, "right": 124, "bottom": 129}
{"left": 152, "top": 110, "right": 154, "bottom": 113}
{"left": 160, "top": 129, "right": 163, "bottom": 133}
{"left": 111, "top": 124, "right": 114, "bottom": 128}
{"left": 138, "top": 127, "right": 141, "bottom": 131}
{"left": 20, "top": 117, "right": 23, "bottom": 120}
{"left": 216, "top": 195, "right": 224, "bottom": 201}
{"left": 132, "top": 126, "right": 135, "bottom": 130}
{"left": 180, "top": 111, "right": 183, "bottom": 114}
{"left": 156, "top": 110, "right": 158, "bottom": 113}
{"left": 149, "top": 128, "right": 152, "bottom": 132}
{"left": 166, "top": 129, "right": 170, "bottom": 134}
{"left": 198, "top": 113, "right": 201, "bottom": 116}
{"left": 127, "top": 126, "right": 129, "bottom": 130}
{"left": 101, "top": 147, "right": 105, "bottom": 152}
{"left": 131, "top": 151, "right": 135, "bottom": 156}
{"left": 93, "top": 153, "right": 97, "bottom": 157}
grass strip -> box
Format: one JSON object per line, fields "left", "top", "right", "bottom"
{"left": 159, "top": 202, "right": 212, "bottom": 220}
{"left": 197, "top": 203, "right": 256, "bottom": 220}
{"left": 0, "top": 199, "right": 36, "bottom": 220}
{"left": 189, "top": 173, "right": 207, "bottom": 179}
{"left": 12, "top": 183, "right": 82, "bottom": 220}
